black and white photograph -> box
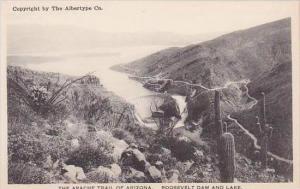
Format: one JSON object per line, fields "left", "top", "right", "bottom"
{"left": 0, "top": 1, "right": 299, "bottom": 187}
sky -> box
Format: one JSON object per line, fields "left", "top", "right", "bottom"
{"left": 5, "top": 1, "right": 299, "bottom": 35}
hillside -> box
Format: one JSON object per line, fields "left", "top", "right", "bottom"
{"left": 8, "top": 66, "right": 289, "bottom": 183}
{"left": 116, "top": 18, "right": 292, "bottom": 174}
{"left": 119, "top": 18, "right": 291, "bottom": 88}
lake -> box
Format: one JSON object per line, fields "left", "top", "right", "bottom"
{"left": 10, "top": 45, "right": 186, "bottom": 129}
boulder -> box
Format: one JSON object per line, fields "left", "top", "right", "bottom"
{"left": 132, "top": 149, "right": 147, "bottom": 162}
{"left": 112, "top": 139, "right": 129, "bottom": 162}
{"left": 178, "top": 136, "right": 191, "bottom": 142}
{"left": 96, "top": 166, "right": 115, "bottom": 178}
{"left": 129, "top": 143, "right": 138, "bottom": 149}
{"left": 121, "top": 147, "right": 149, "bottom": 172}
{"left": 62, "top": 164, "right": 86, "bottom": 183}
{"left": 167, "top": 169, "right": 180, "bottom": 183}
{"left": 161, "top": 147, "right": 172, "bottom": 155}
{"left": 109, "top": 164, "right": 122, "bottom": 177}
{"left": 86, "top": 164, "right": 121, "bottom": 183}
{"left": 128, "top": 167, "right": 146, "bottom": 182}
{"left": 96, "top": 130, "right": 129, "bottom": 161}
{"left": 154, "top": 161, "right": 168, "bottom": 183}
{"left": 147, "top": 166, "right": 162, "bottom": 182}
{"left": 154, "top": 161, "right": 164, "bottom": 170}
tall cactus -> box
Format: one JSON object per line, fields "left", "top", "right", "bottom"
{"left": 258, "top": 92, "right": 273, "bottom": 169}
{"left": 219, "top": 132, "right": 235, "bottom": 182}
{"left": 224, "top": 122, "right": 228, "bottom": 133}
{"left": 214, "top": 90, "right": 235, "bottom": 182}
{"left": 214, "top": 90, "right": 223, "bottom": 136}
{"left": 260, "top": 92, "right": 266, "bottom": 128}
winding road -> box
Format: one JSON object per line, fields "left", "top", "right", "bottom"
{"left": 132, "top": 73, "right": 293, "bottom": 165}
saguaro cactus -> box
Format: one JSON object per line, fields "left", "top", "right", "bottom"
{"left": 215, "top": 90, "right": 223, "bottom": 136}
{"left": 258, "top": 92, "right": 273, "bottom": 169}
{"left": 224, "top": 122, "right": 228, "bottom": 133}
{"left": 214, "top": 91, "right": 235, "bottom": 182}
{"left": 219, "top": 132, "right": 235, "bottom": 182}
{"left": 260, "top": 92, "right": 266, "bottom": 128}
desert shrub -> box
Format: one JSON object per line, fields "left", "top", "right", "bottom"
{"left": 8, "top": 132, "right": 45, "bottom": 164}
{"left": 112, "top": 128, "right": 136, "bottom": 144}
{"left": 159, "top": 96, "right": 181, "bottom": 119}
{"left": 8, "top": 67, "right": 93, "bottom": 118}
{"left": 130, "top": 126, "right": 156, "bottom": 146}
{"left": 82, "top": 95, "right": 112, "bottom": 124}
{"left": 47, "top": 103, "right": 70, "bottom": 124}
{"left": 151, "top": 130, "right": 196, "bottom": 162}
{"left": 65, "top": 136, "right": 114, "bottom": 172}
{"left": 7, "top": 95, "right": 37, "bottom": 128}
{"left": 187, "top": 91, "right": 211, "bottom": 121}
{"left": 170, "top": 138, "right": 196, "bottom": 161}
{"left": 39, "top": 133, "right": 72, "bottom": 161}
{"left": 8, "top": 123, "right": 71, "bottom": 166}
{"left": 155, "top": 135, "right": 196, "bottom": 162}
{"left": 145, "top": 150, "right": 177, "bottom": 172}
{"left": 28, "top": 85, "right": 49, "bottom": 111}
{"left": 8, "top": 162, "right": 50, "bottom": 184}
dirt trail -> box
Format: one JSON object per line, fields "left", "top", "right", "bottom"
{"left": 227, "top": 115, "right": 293, "bottom": 164}
{"left": 130, "top": 74, "right": 293, "bottom": 165}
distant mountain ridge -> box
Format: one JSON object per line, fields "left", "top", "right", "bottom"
{"left": 7, "top": 24, "right": 220, "bottom": 55}
{"left": 122, "top": 18, "right": 291, "bottom": 89}
{"left": 119, "top": 18, "right": 292, "bottom": 161}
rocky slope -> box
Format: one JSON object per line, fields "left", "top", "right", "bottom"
{"left": 115, "top": 18, "right": 292, "bottom": 177}
{"left": 117, "top": 18, "right": 291, "bottom": 88}
{"left": 7, "top": 66, "right": 288, "bottom": 183}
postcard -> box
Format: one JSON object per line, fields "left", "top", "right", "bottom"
{"left": 0, "top": 1, "right": 299, "bottom": 189}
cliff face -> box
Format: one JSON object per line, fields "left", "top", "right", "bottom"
{"left": 120, "top": 18, "right": 292, "bottom": 160}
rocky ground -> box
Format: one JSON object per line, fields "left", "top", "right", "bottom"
{"left": 7, "top": 66, "right": 289, "bottom": 184}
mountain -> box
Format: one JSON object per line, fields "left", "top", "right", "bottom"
{"left": 121, "top": 18, "right": 291, "bottom": 88}
{"left": 118, "top": 18, "right": 292, "bottom": 163}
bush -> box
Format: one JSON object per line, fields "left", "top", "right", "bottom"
{"left": 112, "top": 128, "right": 136, "bottom": 144}
{"left": 8, "top": 162, "right": 50, "bottom": 184}
{"left": 8, "top": 123, "right": 72, "bottom": 166}
{"left": 65, "top": 136, "right": 114, "bottom": 172}
{"left": 155, "top": 135, "right": 196, "bottom": 162}
{"left": 39, "top": 133, "right": 72, "bottom": 161}
{"left": 170, "top": 138, "right": 196, "bottom": 161}
{"left": 82, "top": 95, "right": 112, "bottom": 124}
{"left": 28, "top": 85, "right": 49, "bottom": 109}
{"left": 8, "top": 132, "right": 45, "bottom": 164}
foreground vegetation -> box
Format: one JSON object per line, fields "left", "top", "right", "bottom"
{"left": 7, "top": 66, "right": 289, "bottom": 183}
